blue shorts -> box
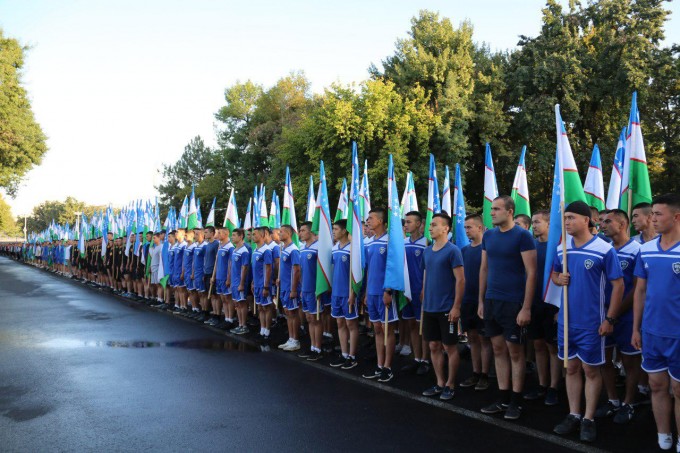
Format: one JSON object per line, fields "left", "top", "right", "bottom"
{"left": 193, "top": 273, "right": 206, "bottom": 292}
{"left": 254, "top": 287, "right": 273, "bottom": 306}
{"left": 301, "top": 291, "right": 320, "bottom": 314}
{"left": 558, "top": 324, "right": 605, "bottom": 366}
{"left": 173, "top": 272, "right": 183, "bottom": 287}
{"left": 642, "top": 332, "right": 680, "bottom": 381}
{"left": 184, "top": 273, "right": 193, "bottom": 290}
{"left": 605, "top": 316, "right": 639, "bottom": 355}
{"left": 331, "top": 296, "right": 359, "bottom": 320}
{"left": 401, "top": 293, "right": 422, "bottom": 321}
{"left": 367, "top": 294, "right": 398, "bottom": 324}
{"left": 232, "top": 289, "right": 247, "bottom": 302}
{"left": 216, "top": 279, "right": 229, "bottom": 296}
{"left": 280, "top": 291, "right": 300, "bottom": 311}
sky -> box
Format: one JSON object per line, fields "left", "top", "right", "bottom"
{"left": 1, "top": 0, "right": 678, "bottom": 217}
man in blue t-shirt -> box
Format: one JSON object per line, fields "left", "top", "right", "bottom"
{"left": 420, "top": 213, "right": 465, "bottom": 401}
{"left": 191, "top": 228, "right": 208, "bottom": 321}
{"left": 597, "top": 209, "right": 642, "bottom": 423}
{"left": 551, "top": 201, "right": 624, "bottom": 443}
{"left": 459, "top": 213, "right": 491, "bottom": 392}
{"left": 182, "top": 230, "right": 197, "bottom": 314}
{"left": 212, "top": 226, "right": 234, "bottom": 329}
{"left": 631, "top": 202, "right": 657, "bottom": 244}
{"left": 632, "top": 193, "right": 680, "bottom": 452}
{"left": 202, "top": 226, "right": 220, "bottom": 325}
{"left": 298, "top": 221, "right": 324, "bottom": 360}
{"left": 525, "top": 210, "right": 560, "bottom": 405}
{"left": 329, "top": 219, "right": 359, "bottom": 370}
{"left": 251, "top": 227, "right": 274, "bottom": 344}
{"left": 277, "top": 224, "right": 301, "bottom": 352}
{"left": 479, "top": 196, "right": 537, "bottom": 420}
{"left": 228, "top": 229, "right": 251, "bottom": 335}
{"left": 400, "top": 211, "right": 430, "bottom": 376}
{"left": 360, "top": 208, "right": 398, "bottom": 383}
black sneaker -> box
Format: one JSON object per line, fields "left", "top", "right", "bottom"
{"left": 481, "top": 401, "right": 507, "bottom": 414}
{"left": 362, "top": 367, "right": 382, "bottom": 380}
{"left": 307, "top": 351, "right": 323, "bottom": 362}
{"left": 594, "top": 400, "right": 620, "bottom": 418}
{"left": 377, "top": 367, "right": 394, "bottom": 383}
{"left": 416, "top": 361, "right": 431, "bottom": 376}
{"left": 553, "top": 414, "right": 580, "bottom": 435}
{"left": 459, "top": 375, "right": 479, "bottom": 388}
{"left": 400, "top": 361, "right": 419, "bottom": 373}
{"left": 544, "top": 387, "right": 559, "bottom": 406}
{"left": 297, "top": 350, "right": 313, "bottom": 359}
{"left": 440, "top": 386, "right": 455, "bottom": 400}
{"left": 504, "top": 403, "right": 522, "bottom": 420}
{"left": 475, "top": 375, "right": 489, "bottom": 391}
{"left": 422, "top": 385, "right": 443, "bottom": 397}
{"left": 524, "top": 386, "right": 547, "bottom": 401}
{"left": 613, "top": 403, "right": 634, "bottom": 424}
{"left": 579, "top": 418, "right": 596, "bottom": 442}
{"left": 340, "top": 357, "right": 358, "bottom": 370}
{"left": 330, "top": 356, "right": 346, "bottom": 368}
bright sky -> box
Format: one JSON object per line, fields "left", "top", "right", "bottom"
{"left": 1, "top": 0, "right": 678, "bottom": 217}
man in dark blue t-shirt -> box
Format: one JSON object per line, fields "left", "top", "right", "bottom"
{"left": 479, "top": 196, "right": 537, "bottom": 420}
{"left": 420, "top": 213, "right": 465, "bottom": 401}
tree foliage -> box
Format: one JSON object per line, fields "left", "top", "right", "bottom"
{"left": 0, "top": 194, "right": 19, "bottom": 237}
{"left": 0, "top": 30, "right": 48, "bottom": 196}
{"left": 158, "top": 2, "right": 679, "bottom": 217}
{"left": 22, "top": 197, "right": 105, "bottom": 233}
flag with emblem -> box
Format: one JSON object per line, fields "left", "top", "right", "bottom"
{"left": 441, "top": 165, "right": 451, "bottom": 216}
{"left": 511, "top": 145, "right": 531, "bottom": 218}
{"left": 453, "top": 163, "right": 470, "bottom": 248}
{"left": 205, "top": 197, "right": 216, "bottom": 227}
{"left": 187, "top": 187, "right": 198, "bottom": 230}
{"left": 348, "top": 142, "right": 365, "bottom": 295}
{"left": 385, "top": 155, "right": 411, "bottom": 305}
{"left": 334, "top": 178, "right": 349, "bottom": 222}
{"left": 620, "top": 91, "right": 652, "bottom": 214}
{"left": 400, "top": 171, "right": 418, "bottom": 218}
{"left": 483, "top": 143, "right": 499, "bottom": 229}
{"left": 223, "top": 188, "right": 239, "bottom": 233}
{"left": 282, "top": 166, "right": 299, "bottom": 245}
{"left": 314, "top": 161, "right": 333, "bottom": 297}
{"left": 606, "top": 129, "right": 625, "bottom": 210}
{"left": 360, "top": 160, "right": 371, "bottom": 222}
{"left": 305, "top": 176, "right": 316, "bottom": 223}
{"left": 425, "top": 154, "right": 441, "bottom": 243}
{"left": 584, "top": 145, "right": 606, "bottom": 211}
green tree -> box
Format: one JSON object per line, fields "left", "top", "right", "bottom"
{"left": 0, "top": 194, "right": 19, "bottom": 237}
{"left": 0, "top": 30, "right": 48, "bottom": 196}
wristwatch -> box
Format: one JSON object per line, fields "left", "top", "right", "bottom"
{"left": 605, "top": 316, "right": 618, "bottom": 325}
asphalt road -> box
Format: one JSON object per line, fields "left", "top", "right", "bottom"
{"left": 0, "top": 257, "right": 652, "bottom": 452}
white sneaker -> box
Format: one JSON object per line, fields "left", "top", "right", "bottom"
{"left": 400, "top": 345, "right": 412, "bottom": 356}
{"left": 395, "top": 343, "right": 403, "bottom": 353}
{"left": 658, "top": 433, "right": 673, "bottom": 450}
{"left": 283, "top": 340, "right": 301, "bottom": 351}
{"left": 278, "top": 339, "right": 293, "bottom": 350}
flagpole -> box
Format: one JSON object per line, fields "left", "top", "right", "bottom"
{"left": 561, "top": 201, "right": 569, "bottom": 368}
{"left": 316, "top": 297, "right": 320, "bottom": 321}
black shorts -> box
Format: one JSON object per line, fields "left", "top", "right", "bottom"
{"left": 484, "top": 299, "right": 525, "bottom": 344}
{"left": 423, "top": 311, "right": 459, "bottom": 346}
{"left": 527, "top": 302, "right": 558, "bottom": 345}
{"left": 461, "top": 303, "right": 485, "bottom": 333}
{"left": 203, "top": 275, "right": 212, "bottom": 292}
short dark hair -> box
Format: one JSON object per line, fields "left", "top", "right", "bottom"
{"left": 652, "top": 193, "right": 680, "bottom": 212}
{"left": 607, "top": 209, "right": 629, "bottom": 224}
{"left": 280, "top": 224, "right": 295, "bottom": 235}
{"left": 299, "top": 221, "right": 312, "bottom": 231}
{"left": 369, "top": 207, "right": 387, "bottom": 224}
{"left": 633, "top": 202, "right": 652, "bottom": 214}
{"left": 598, "top": 209, "right": 609, "bottom": 216}
{"left": 333, "top": 219, "right": 347, "bottom": 230}
{"left": 465, "top": 213, "right": 483, "bottom": 224}
{"left": 432, "top": 212, "right": 452, "bottom": 231}
{"left": 514, "top": 214, "right": 531, "bottom": 228}
{"left": 532, "top": 210, "right": 550, "bottom": 222}
{"left": 232, "top": 228, "right": 245, "bottom": 239}
{"left": 169, "top": 230, "right": 178, "bottom": 236}
{"left": 494, "top": 195, "right": 515, "bottom": 213}
{"left": 204, "top": 226, "right": 215, "bottom": 234}
{"left": 405, "top": 211, "right": 422, "bottom": 221}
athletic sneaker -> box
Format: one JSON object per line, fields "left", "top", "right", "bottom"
{"left": 580, "top": 418, "right": 596, "bottom": 442}
{"left": 330, "top": 356, "right": 346, "bottom": 367}
{"left": 340, "top": 357, "right": 358, "bottom": 370}
{"left": 307, "top": 351, "right": 323, "bottom": 362}
{"left": 399, "top": 345, "right": 412, "bottom": 356}
{"left": 282, "top": 340, "right": 300, "bottom": 352}
{"left": 459, "top": 375, "right": 479, "bottom": 388}
{"left": 594, "top": 400, "right": 620, "bottom": 418}
{"left": 523, "top": 386, "right": 547, "bottom": 401}
{"left": 504, "top": 403, "right": 522, "bottom": 420}
{"left": 298, "top": 350, "right": 313, "bottom": 359}
{"left": 422, "top": 385, "right": 443, "bottom": 397}
{"left": 377, "top": 367, "right": 394, "bottom": 383}
{"left": 440, "top": 386, "right": 455, "bottom": 401}
{"left": 657, "top": 433, "right": 673, "bottom": 450}
{"left": 613, "top": 403, "right": 634, "bottom": 424}
{"left": 475, "top": 376, "right": 489, "bottom": 391}
{"left": 544, "top": 387, "right": 559, "bottom": 406}
{"left": 416, "top": 361, "right": 431, "bottom": 376}
{"left": 481, "top": 401, "right": 507, "bottom": 414}
{"left": 278, "top": 339, "right": 293, "bottom": 350}
{"left": 553, "top": 414, "right": 580, "bottom": 435}
{"left": 362, "top": 367, "right": 382, "bottom": 380}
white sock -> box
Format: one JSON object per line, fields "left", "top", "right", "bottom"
{"left": 609, "top": 399, "right": 621, "bottom": 407}
{"left": 342, "top": 353, "right": 349, "bottom": 359}
{"left": 263, "top": 328, "right": 270, "bottom": 336}
{"left": 638, "top": 384, "right": 650, "bottom": 395}
{"left": 657, "top": 433, "right": 672, "bottom": 450}
{"left": 259, "top": 328, "right": 265, "bottom": 336}
{"left": 569, "top": 413, "right": 582, "bottom": 419}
